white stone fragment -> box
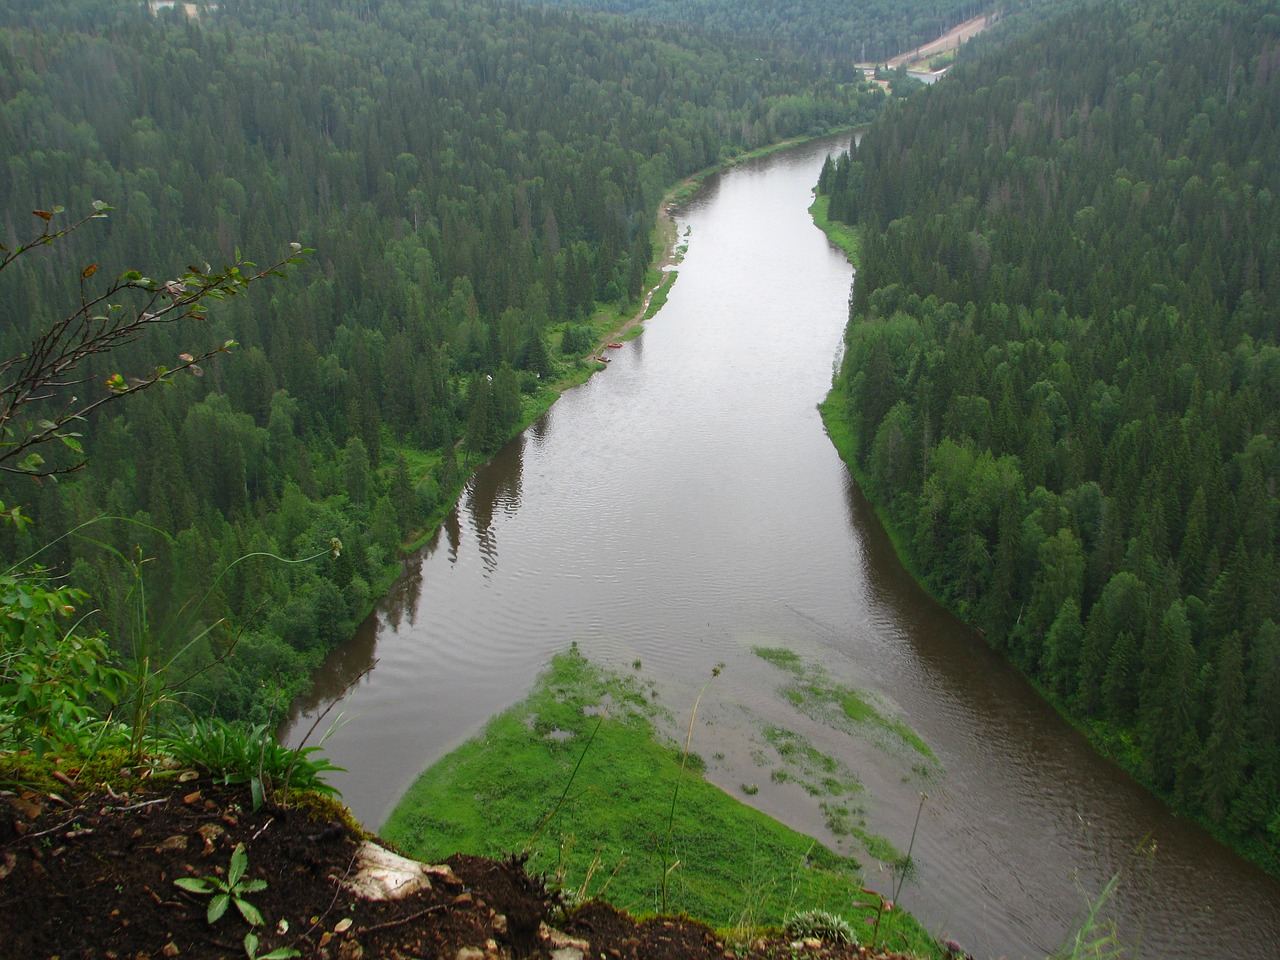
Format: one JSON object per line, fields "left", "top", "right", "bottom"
{"left": 540, "top": 923, "right": 590, "bottom": 951}
{"left": 341, "top": 840, "right": 454, "bottom": 901}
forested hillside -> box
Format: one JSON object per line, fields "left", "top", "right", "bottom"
{"left": 0, "top": 0, "right": 885, "bottom": 726}
{"left": 819, "top": 0, "right": 1280, "bottom": 870}
{"left": 537, "top": 0, "right": 989, "bottom": 65}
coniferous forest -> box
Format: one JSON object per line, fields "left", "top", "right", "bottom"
{"left": 4, "top": 0, "right": 1276, "bottom": 899}
{"left": 819, "top": 0, "right": 1280, "bottom": 871}
{"left": 534, "top": 0, "right": 989, "bottom": 66}
{"left": 0, "top": 0, "right": 890, "bottom": 724}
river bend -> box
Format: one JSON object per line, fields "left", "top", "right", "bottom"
{"left": 286, "top": 136, "right": 1280, "bottom": 959}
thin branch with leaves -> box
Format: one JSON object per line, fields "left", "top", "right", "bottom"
{"left": 0, "top": 202, "right": 310, "bottom": 478}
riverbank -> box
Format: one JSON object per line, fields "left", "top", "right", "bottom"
{"left": 366, "top": 134, "right": 957, "bottom": 954}
{"left": 591, "top": 127, "right": 867, "bottom": 361}
{"left": 807, "top": 191, "right": 1280, "bottom": 887}
{"left": 381, "top": 645, "right": 945, "bottom": 957}
{"left": 395, "top": 126, "right": 865, "bottom": 555}
{"left": 0, "top": 755, "right": 942, "bottom": 960}
{"left": 809, "top": 193, "right": 860, "bottom": 264}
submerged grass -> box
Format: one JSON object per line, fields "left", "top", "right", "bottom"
{"left": 382, "top": 646, "right": 939, "bottom": 955}
{"left": 753, "top": 646, "right": 938, "bottom": 767}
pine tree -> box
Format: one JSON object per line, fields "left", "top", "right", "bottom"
{"left": 1138, "top": 600, "right": 1197, "bottom": 791}
{"left": 1201, "top": 632, "right": 1248, "bottom": 821}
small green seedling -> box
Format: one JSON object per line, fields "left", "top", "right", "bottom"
{"left": 174, "top": 842, "right": 268, "bottom": 926}
{"left": 244, "top": 931, "right": 300, "bottom": 960}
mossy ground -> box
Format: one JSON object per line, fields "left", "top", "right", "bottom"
{"left": 381, "top": 646, "right": 940, "bottom": 955}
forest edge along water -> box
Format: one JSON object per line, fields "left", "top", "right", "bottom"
{"left": 284, "top": 135, "right": 1280, "bottom": 960}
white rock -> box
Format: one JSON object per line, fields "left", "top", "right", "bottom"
{"left": 540, "top": 923, "right": 590, "bottom": 951}
{"left": 341, "top": 840, "right": 455, "bottom": 901}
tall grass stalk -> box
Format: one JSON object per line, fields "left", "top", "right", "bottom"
{"left": 280, "top": 657, "right": 372, "bottom": 798}
{"left": 527, "top": 712, "right": 605, "bottom": 851}
{"left": 115, "top": 539, "right": 341, "bottom": 758}
{"left": 892, "top": 792, "right": 927, "bottom": 906}
{"left": 866, "top": 791, "right": 926, "bottom": 952}
{"left": 1055, "top": 873, "right": 1126, "bottom": 959}
{"left": 660, "top": 663, "right": 721, "bottom": 912}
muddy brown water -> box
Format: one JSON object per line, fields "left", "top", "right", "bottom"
{"left": 285, "top": 134, "right": 1280, "bottom": 959}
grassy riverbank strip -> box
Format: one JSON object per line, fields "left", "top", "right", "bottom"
{"left": 382, "top": 646, "right": 941, "bottom": 954}
{"left": 809, "top": 193, "right": 861, "bottom": 265}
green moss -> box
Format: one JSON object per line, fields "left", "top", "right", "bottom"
{"left": 288, "top": 789, "right": 372, "bottom": 841}
{"left": 0, "top": 752, "right": 63, "bottom": 794}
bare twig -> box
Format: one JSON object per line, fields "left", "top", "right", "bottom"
{"left": 359, "top": 901, "right": 455, "bottom": 935}
{"left": 27, "top": 817, "right": 81, "bottom": 839}
{"left": 295, "top": 851, "right": 361, "bottom": 947}
{"left": 105, "top": 797, "right": 170, "bottom": 813}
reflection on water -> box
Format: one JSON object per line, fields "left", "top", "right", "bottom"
{"left": 285, "top": 134, "right": 1280, "bottom": 960}
{"left": 468, "top": 436, "right": 524, "bottom": 576}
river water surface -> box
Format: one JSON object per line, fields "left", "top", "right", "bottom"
{"left": 285, "top": 135, "right": 1280, "bottom": 959}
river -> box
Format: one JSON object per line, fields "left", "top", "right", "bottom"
{"left": 285, "top": 134, "right": 1280, "bottom": 959}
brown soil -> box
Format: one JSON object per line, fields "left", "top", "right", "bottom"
{"left": 1, "top": 776, "right": 925, "bottom": 960}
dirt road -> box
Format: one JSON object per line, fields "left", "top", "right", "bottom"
{"left": 884, "top": 11, "right": 996, "bottom": 70}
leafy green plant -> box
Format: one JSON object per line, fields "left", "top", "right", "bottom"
{"left": 784, "top": 908, "right": 857, "bottom": 944}
{"left": 174, "top": 842, "right": 268, "bottom": 926}
{"left": 159, "top": 717, "right": 344, "bottom": 809}
{"left": 0, "top": 568, "right": 128, "bottom": 757}
{"left": 860, "top": 886, "right": 895, "bottom": 952}
{"left": 1053, "top": 873, "right": 1126, "bottom": 960}
{"left": 243, "top": 931, "right": 300, "bottom": 960}
{"left": 2, "top": 502, "right": 342, "bottom": 768}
